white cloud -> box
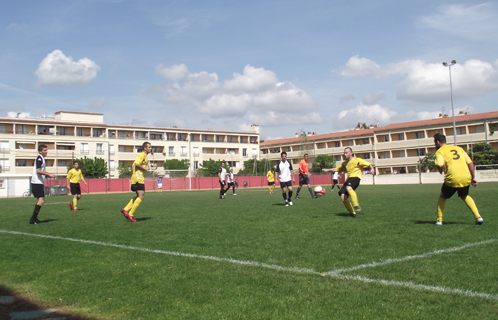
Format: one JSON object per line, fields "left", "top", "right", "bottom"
{"left": 341, "top": 56, "right": 498, "bottom": 104}
{"left": 418, "top": 3, "right": 498, "bottom": 40}
{"left": 35, "top": 50, "right": 100, "bottom": 87}
{"left": 156, "top": 64, "right": 321, "bottom": 125}
{"left": 155, "top": 63, "right": 189, "bottom": 81}
{"left": 362, "top": 91, "right": 385, "bottom": 105}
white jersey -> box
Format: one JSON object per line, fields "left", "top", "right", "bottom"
{"left": 227, "top": 172, "right": 234, "bottom": 183}
{"left": 333, "top": 172, "right": 339, "bottom": 180}
{"left": 218, "top": 167, "right": 227, "bottom": 181}
{"left": 31, "top": 154, "right": 46, "bottom": 185}
{"left": 276, "top": 160, "right": 293, "bottom": 183}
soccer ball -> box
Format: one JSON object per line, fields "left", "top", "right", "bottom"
{"left": 314, "top": 186, "right": 325, "bottom": 196}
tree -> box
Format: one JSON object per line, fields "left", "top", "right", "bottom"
{"left": 117, "top": 162, "right": 132, "bottom": 178}
{"left": 66, "top": 157, "right": 109, "bottom": 178}
{"left": 311, "top": 155, "right": 335, "bottom": 173}
{"left": 163, "top": 159, "right": 190, "bottom": 177}
{"left": 297, "top": 129, "right": 314, "bottom": 166}
{"left": 419, "top": 153, "right": 437, "bottom": 172}
{"left": 198, "top": 159, "right": 223, "bottom": 177}
{"left": 238, "top": 158, "right": 273, "bottom": 175}
{"left": 468, "top": 143, "right": 498, "bottom": 168}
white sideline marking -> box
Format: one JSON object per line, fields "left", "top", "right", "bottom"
{"left": 325, "top": 239, "right": 498, "bottom": 275}
{"left": 1, "top": 230, "right": 497, "bottom": 301}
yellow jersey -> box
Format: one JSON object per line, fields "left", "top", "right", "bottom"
{"left": 435, "top": 145, "right": 472, "bottom": 188}
{"left": 66, "top": 168, "right": 83, "bottom": 184}
{"left": 267, "top": 170, "right": 274, "bottom": 183}
{"left": 336, "top": 157, "right": 371, "bottom": 179}
{"left": 131, "top": 152, "right": 148, "bottom": 184}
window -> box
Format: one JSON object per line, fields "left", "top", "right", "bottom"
{"left": 399, "top": 150, "right": 405, "bottom": 157}
{"left": 118, "top": 145, "right": 126, "bottom": 152}
{"left": 17, "top": 159, "right": 27, "bottom": 166}
{"left": 169, "top": 146, "right": 174, "bottom": 155}
{"left": 334, "top": 141, "right": 340, "bottom": 148}
{"left": 228, "top": 149, "right": 235, "bottom": 154}
{"left": 398, "top": 133, "right": 405, "bottom": 141}
{"left": 110, "top": 160, "right": 115, "bottom": 170}
{"left": 181, "top": 146, "right": 187, "bottom": 156}
{"left": 194, "top": 161, "right": 199, "bottom": 169}
{"left": 96, "top": 143, "right": 104, "bottom": 154}
{"left": 0, "top": 179, "right": 4, "bottom": 188}
{"left": 417, "top": 149, "right": 426, "bottom": 156}
{"left": 80, "top": 143, "right": 89, "bottom": 154}
{"left": 59, "top": 127, "right": 67, "bottom": 136}
{"left": 0, "top": 159, "right": 9, "bottom": 171}
{"left": 227, "top": 136, "right": 232, "bottom": 143}
{"left": 243, "top": 148, "right": 247, "bottom": 156}
{"left": 363, "top": 153, "right": 371, "bottom": 159}
{"left": 58, "top": 160, "right": 67, "bottom": 167}
{"left": 215, "top": 135, "right": 220, "bottom": 142}
{"left": 93, "top": 128, "right": 105, "bottom": 137}
{"left": 457, "top": 127, "right": 465, "bottom": 135}
{"left": 77, "top": 128, "right": 85, "bottom": 137}
{"left": 0, "top": 141, "right": 9, "bottom": 152}
{"left": 252, "top": 148, "right": 257, "bottom": 156}
{"left": 202, "top": 134, "right": 207, "bottom": 142}
{"left": 384, "top": 135, "right": 390, "bottom": 142}
{"left": 109, "top": 145, "right": 115, "bottom": 154}
{"left": 287, "top": 146, "right": 291, "bottom": 152}
{"left": 193, "top": 147, "right": 199, "bottom": 156}
{"left": 415, "top": 131, "right": 424, "bottom": 139}
{"left": 363, "top": 138, "right": 369, "bottom": 145}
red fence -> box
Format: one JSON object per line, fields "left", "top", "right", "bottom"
{"left": 45, "top": 173, "right": 345, "bottom": 194}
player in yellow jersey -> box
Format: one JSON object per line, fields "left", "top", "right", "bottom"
{"left": 66, "top": 161, "right": 87, "bottom": 211}
{"left": 322, "top": 147, "right": 374, "bottom": 217}
{"left": 267, "top": 168, "right": 275, "bottom": 194}
{"left": 434, "top": 133, "right": 483, "bottom": 226}
{"left": 121, "top": 141, "right": 152, "bottom": 223}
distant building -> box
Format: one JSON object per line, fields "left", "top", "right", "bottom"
{"left": 260, "top": 111, "right": 498, "bottom": 174}
{"left": 0, "top": 111, "right": 260, "bottom": 177}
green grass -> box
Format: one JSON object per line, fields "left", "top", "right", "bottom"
{"left": 1, "top": 183, "right": 497, "bottom": 319}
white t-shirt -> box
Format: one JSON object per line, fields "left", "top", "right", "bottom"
{"left": 218, "top": 167, "right": 227, "bottom": 181}
{"left": 227, "top": 172, "right": 234, "bottom": 183}
{"left": 276, "top": 160, "right": 293, "bottom": 182}
{"left": 31, "top": 154, "right": 46, "bottom": 185}
{"left": 333, "top": 172, "right": 339, "bottom": 180}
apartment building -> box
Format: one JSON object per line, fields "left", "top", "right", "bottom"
{"left": 0, "top": 111, "right": 260, "bottom": 177}
{"left": 260, "top": 111, "right": 498, "bottom": 174}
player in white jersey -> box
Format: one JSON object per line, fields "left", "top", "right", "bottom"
{"left": 331, "top": 171, "right": 340, "bottom": 191}
{"left": 225, "top": 168, "right": 237, "bottom": 195}
{"left": 275, "top": 151, "right": 295, "bottom": 206}
{"left": 29, "top": 144, "right": 55, "bottom": 224}
{"left": 218, "top": 162, "right": 228, "bottom": 199}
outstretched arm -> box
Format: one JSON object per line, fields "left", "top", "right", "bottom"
{"left": 468, "top": 162, "right": 478, "bottom": 187}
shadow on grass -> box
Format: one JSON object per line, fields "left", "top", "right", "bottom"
{"left": 415, "top": 220, "right": 465, "bottom": 225}
{"left": 0, "top": 284, "right": 94, "bottom": 320}
{"left": 38, "top": 219, "right": 57, "bottom": 224}
{"left": 136, "top": 217, "right": 152, "bottom": 221}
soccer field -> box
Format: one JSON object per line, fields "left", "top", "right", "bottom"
{"left": 1, "top": 183, "right": 497, "bottom": 319}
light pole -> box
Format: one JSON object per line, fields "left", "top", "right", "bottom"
{"left": 442, "top": 60, "right": 457, "bottom": 145}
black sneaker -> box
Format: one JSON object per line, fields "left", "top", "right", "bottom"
{"left": 29, "top": 219, "right": 39, "bottom": 225}
{"left": 295, "top": 196, "right": 300, "bottom": 199}
{"left": 312, "top": 196, "right": 317, "bottom": 199}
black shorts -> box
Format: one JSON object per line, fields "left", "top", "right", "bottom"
{"left": 228, "top": 182, "right": 234, "bottom": 188}
{"left": 280, "top": 181, "right": 292, "bottom": 188}
{"left": 131, "top": 183, "right": 145, "bottom": 192}
{"left": 441, "top": 183, "right": 469, "bottom": 199}
{"left": 70, "top": 183, "right": 81, "bottom": 195}
{"left": 219, "top": 180, "right": 226, "bottom": 188}
{"left": 31, "top": 183, "right": 45, "bottom": 198}
{"left": 299, "top": 174, "right": 310, "bottom": 186}
{"left": 268, "top": 181, "right": 275, "bottom": 186}
{"left": 332, "top": 179, "right": 339, "bottom": 185}
{"left": 338, "top": 177, "right": 361, "bottom": 197}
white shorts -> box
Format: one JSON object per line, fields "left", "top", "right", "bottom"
{"left": 158, "top": 184, "right": 162, "bottom": 189}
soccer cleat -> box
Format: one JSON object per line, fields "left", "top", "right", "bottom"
{"left": 121, "top": 208, "right": 130, "bottom": 220}
{"left": 349, "top": 213, "right": 357, "bottom": 218}
{"left": 129, "top": 215, "right": 136, "bottom": 223}
{"left": 289, "top": 201, "right": 293, "bottom": 206}
{"left": 29, "top": 219, "right": 39, "bottom": 225}
{"left": 476, "top": 217, "right": 484, "bottom": 225}
{"left": 331, "top": 189, "right": 334, "bottom": 192}
{"left": 233, "top": 193, "right": 237, "bottom": 196}
{"left": 436, "top": 221, "right": 443, "bottom": 226}
{"left": 295, "top": 196, "right": 300, "bottom": 199}
{"left": 285, "top": 202, "right": 289, "bottom": 207}
{"left": 73, "top": 208, "right": 79, "bottom": 212}
{"left": 353, "top": 206, "right": 361, "bottom": 212}
{"left": 312, "top": 196, "right": 317, "bottom": 199}
{"left": 68, "top": 202, "right": 73, "bottom": 210}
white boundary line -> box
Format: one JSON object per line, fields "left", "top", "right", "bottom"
{"left": 1, "top": 230, "right": 497, "bottom": 301}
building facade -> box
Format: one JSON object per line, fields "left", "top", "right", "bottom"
{"left": 0, "top": 111, "right": 260, "bottom": 178}
{"left": 260, "top": 111, "right": 498, "bottom": 174}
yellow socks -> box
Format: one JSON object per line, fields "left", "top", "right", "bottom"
{"left": 73, "top": 198, "right": 78, "bottom": 210}
{"left": 124, "top": 197, "right": 136, "bottom": 212}
{"left": 462, "top": 196, "right": 481, "bottom": 219}
{"left": 437, "top": 197, "right": 446, "bottom": 222}
{"left": 342, "top": 198, "right": 355, "bottom": 215}
{"left": 129, "top": 198, "right": 142, "bottom": 217}
{"left": 348, "top": 189, "right": 359, "bottom": 207}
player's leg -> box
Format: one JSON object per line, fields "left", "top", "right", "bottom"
{"left": 457, "top": 187, "right": 482, "bottom": 224}
{"left": 437, "top": 184, "right": 456, "bottom": 225}
{"left": 307, "top": 183, "right": 315, "bottom": 198}
{"left": 129, "top": 189, "right": 144, "bottom": 220}
{"left": 30, "top": 196, "right": 45, "bottom": 224}
{"left": 287, "top": 185, "right": 293, "bottom": 204}
{"left": 339, "top": 185, "right": 356, "bottom": 216}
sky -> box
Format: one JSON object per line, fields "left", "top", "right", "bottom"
{"left": 1, "top": 0, "right": 498, "bottom": 140}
